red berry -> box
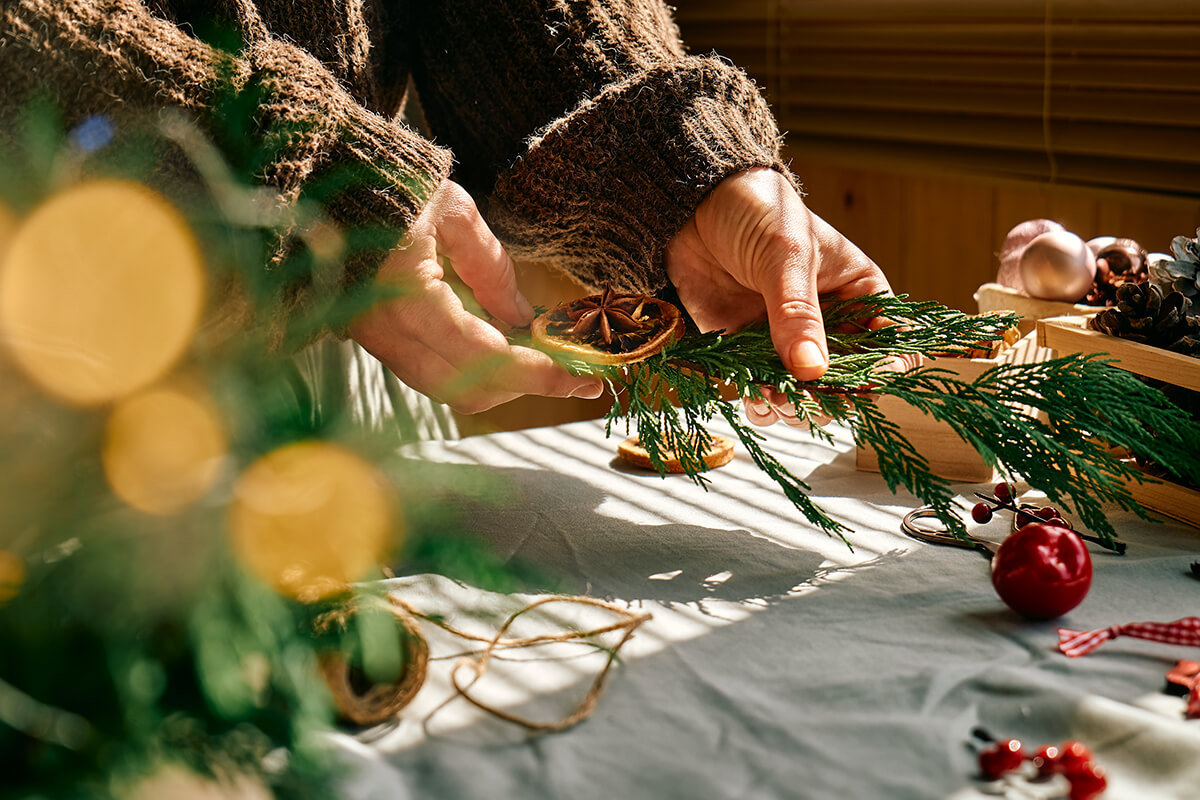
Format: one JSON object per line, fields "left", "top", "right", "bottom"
{"left": 972, "top": 502, "right": 994, "bottom": 524}
{"left": 1067, "top": 762, "right": 1107, "bottom": 800}
{"left": 1037, "top": 506, "right": 1060, "bottom": 520}
{"left": 1056, "top": 741, "right": 1095, "bottom": 775}
{"left": 994, "top": 482, "right": 1014, "bottom": 501}
{"left": 978, "top": 738, "right": 1026, "bottom": 780}
{"left": 1033, "top": 744, "right": 1061, "bottom": 776}
{"left": 992, "top": 523, "right": 1093, "bottom": 619}
{"left": 1016, "top": 510, "right": 1038, "bottom": 529}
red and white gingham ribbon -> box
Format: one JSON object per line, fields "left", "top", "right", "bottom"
{"left": 1057, "top": 617, "right": 1200, "bottom": 658}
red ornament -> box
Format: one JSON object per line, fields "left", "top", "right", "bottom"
{"left": 991, "top": 522, "right": 1093, "bottom": 619}
{"left": 1067, "top": 762, "right": 1107, "bottom": 800}
{"left": 978, "top": 738, "right": 1027, "bottom": 780}
{"left": 971, "top": 502, "right": 994, "bottom": 524}
{"left": 1032, "top": 743, "right": 1061, "bottom": 776}
{"left": 1056, "top": 740, "right": 1095, "bottom": 776}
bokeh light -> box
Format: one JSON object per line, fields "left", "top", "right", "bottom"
{"left": 0, "top": 180, "right": 205, "bottom": 406}
{"left": 103, "top": 385, "right": 227, "bottom": 515}
{"left": 0, "top": 202, "right": 15, "bottom": 255}
{"left": 123, "top": 765, "right": 272, "bottom": 800}
{"left": 0, "top": 551, "right": 26, "bottom": 604}
{"left": 229, "top": 442, "right": 396, "bottom": 601}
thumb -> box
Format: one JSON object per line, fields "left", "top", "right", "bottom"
{"left": 762, "top": 261, "right": 829, "bottom": 381}
{"left": 434, "top": 186, "right": 534, "bottom": 327}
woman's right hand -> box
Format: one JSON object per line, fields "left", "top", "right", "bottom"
{"left": 349, "top": 180, "right": 603, "bottom": 414}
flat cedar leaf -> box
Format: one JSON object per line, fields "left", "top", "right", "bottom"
{"left": 549, "top": 293, "right": 1200, "bottom": 548}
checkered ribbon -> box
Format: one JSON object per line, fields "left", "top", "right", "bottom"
{"left": 1057, "top": 617, "right": 1200, "bottom": 658}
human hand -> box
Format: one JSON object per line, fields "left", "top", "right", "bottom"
{"left": 349, "top": 180, "right": 602, "bottom": 414}
{"left": 665, "top": 167, "right": 893, "bottom": 427}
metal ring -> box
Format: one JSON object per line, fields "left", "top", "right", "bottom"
{"left": 901, "top": 506, "right": 997, "bottom": 557}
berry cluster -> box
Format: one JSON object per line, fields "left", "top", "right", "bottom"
{"left": 971, "top": 482, "right": 1068, "bottom": 527}
{"left": 975, "top": 730, "right": 1107, "bottom": 799}
{"left": 970, "top": 483, "right": 1125, "bottom": 555}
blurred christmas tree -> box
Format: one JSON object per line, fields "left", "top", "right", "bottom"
{"left": 0, "top": 90, "right": 512, "bottom": 798}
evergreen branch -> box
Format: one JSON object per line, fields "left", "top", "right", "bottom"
{"left": 552, "top": 293, "right": 1200, "bottom": 548}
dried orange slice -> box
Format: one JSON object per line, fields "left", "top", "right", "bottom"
{"left": 531, "top": 288, "right": 685, "bottom": 365}
{"left": 616, "top": 434, "right": 734, "bottom": 473}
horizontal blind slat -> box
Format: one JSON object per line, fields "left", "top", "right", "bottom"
{"left": 680, "top": 20, "right": 1200, "bottom": 56}
{"left": 787, "top": 83, "right": 1200, "bottom": 127}
{"left": 674, "top": 2, "right": 1200, "bottom": 197}
{"left": 779, "top": 109, "right": 1200, "bottom": 164}
{"left": 676, "top": 0, "right": 1200, "bottom": 22}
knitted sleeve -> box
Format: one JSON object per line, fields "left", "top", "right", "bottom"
{"left": 407, "top": 0, "right": 789, "bottom": 295}
{"left": 0, "top": 0, "right": 451, "bottom": 308}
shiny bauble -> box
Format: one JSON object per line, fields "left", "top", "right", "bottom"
{"left": 997, "top": 219, "right": 1064, "bottom": 294}
{"left": 1088, "top": 236, "right": 1145, "bottom": 277}
{"left": 1019, "top": 230, "right": 1097, "bottom": 302}
{"left": 991, "top": 522, "right": 1092, "bottom": 620}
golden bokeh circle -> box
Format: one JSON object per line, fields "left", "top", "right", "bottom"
{"left": 0, "top": 180, "right": 205, "bottom": 405}
{"left": 229, "top": 442, "right": 396, "bottom": 601}
{"left": 103, "top": 385, "right": 228, "bottom": 515}
{"left": 0, "top": 550, "right": 26, "bottom": 604}
{"left": 0, "top": 202, "right": 16, "bottom": 259}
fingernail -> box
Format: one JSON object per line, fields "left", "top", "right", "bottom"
{"left": 514, "top": 293, "right": 535, "bottom": 323}
{"left": 789, "top": 340, "right": 827, "bottom": 375}
{"left": 570, "top": 382, "right": 604, "bottom": 399}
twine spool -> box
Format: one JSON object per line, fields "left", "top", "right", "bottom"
{"left": 315, "top": 596, "right": 429, "bottom": 727}
{"left": 314, "top": 592, "right": 649, "bottom": 732}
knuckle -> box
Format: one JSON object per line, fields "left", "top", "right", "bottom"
{"left": 774, "top": 297, "right": 823, "bottom": 324}
{"left": 442, "top": 185, "right": 480, "bottom": 222}
{"left": 448, "top": 394, "right": 497, "bottom": 416}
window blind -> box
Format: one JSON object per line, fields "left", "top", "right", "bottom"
{"left": 674, "top": 0, "right": 1200, "bottom": 197}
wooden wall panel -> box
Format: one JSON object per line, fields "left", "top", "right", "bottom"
{"left": 791, "top": 160, "right": 905, "bottom": 289}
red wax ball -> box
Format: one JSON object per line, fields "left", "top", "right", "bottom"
{"left": 991, "top": 522, "right": 1093, "bottom": 620}
{"left": 1056, "top": 740, "right": 1095, "bottom": 776}
{"left": 1033, "top": 744, "right": 1062, "bottom": 776}
{"left": 1068, "top": 763, "right": 1107, "bottom": 800}
{"left": 979, "top": 738, "right": 1027, "bottom": 780}
{"left": 972, "top": 502, "right": 994, "bottom": 524}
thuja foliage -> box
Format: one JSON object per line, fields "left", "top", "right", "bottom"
{"left": 0, "top": 89, "right": 512, "bottom": 796}
{"left": 564, "top": 294, "right": 1200, "bottom": 547}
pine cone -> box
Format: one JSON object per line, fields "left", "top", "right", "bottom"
{"left": 1085, "top": 238, "right": 1147, "bottom": 307}
{"left": 1089, "top": 283, "right": 1200, "bottom": 357}
{"left": 1149, "top": 226, "right": 1200, "bottom": 304}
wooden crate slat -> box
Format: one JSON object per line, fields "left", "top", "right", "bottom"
{"left": 1036, "top": 314, "right": 1200, "bottom": 528}
{"left": 1036, "top": 316, "right": 1200, "bottom": 392}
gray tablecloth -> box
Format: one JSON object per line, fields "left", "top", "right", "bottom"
{"left": 330, "top": 419, "right": 1200, "bottom": 800}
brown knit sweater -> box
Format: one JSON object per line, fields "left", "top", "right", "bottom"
{"left": 0, "top": 0, "right": 787, "bottom": 314}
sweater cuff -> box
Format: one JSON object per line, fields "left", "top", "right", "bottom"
{"left": 247, "top": 40, "right": 452, "bottom": 300}
{"left": 486, "top": 56, "right": 790, "bottom": 295}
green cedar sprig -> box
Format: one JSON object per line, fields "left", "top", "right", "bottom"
{"left": 563, "top": 294, "right": 1200, "bottom": 548}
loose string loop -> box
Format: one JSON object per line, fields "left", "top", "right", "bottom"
{"left": 317, "top": 592, "right": 650, "bottom": 732}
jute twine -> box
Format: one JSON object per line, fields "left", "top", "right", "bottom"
{"left": 316, "top": 592, "right": 650, "bottom": 732}
{"left": 313, "top": 595, "right": 429, "bottom": 727}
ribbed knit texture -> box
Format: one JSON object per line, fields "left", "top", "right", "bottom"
{"left": 1, "top": 0, "right": 789, "bottom": 324}
{"left": 406, "top": 1, "right": 790, "bottom": 295}
{"left": 491, "top": 58, "right": 788, "bottom": 294}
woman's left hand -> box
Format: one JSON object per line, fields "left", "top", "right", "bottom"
{"left": 665, "top": 167, "right": 893, "bottom": 427}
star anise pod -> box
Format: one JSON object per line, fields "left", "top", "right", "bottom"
{"left": 532, "top": 287, "right": 685, "bottom": 365}
{"left": 562, "top": 286, "right": 652, "bottom": 346}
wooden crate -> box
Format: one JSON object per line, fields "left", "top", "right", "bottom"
{"left": 974, "top": 282, "right": 1097, "bottom": 337}
{"left": 1037, "top": 315, "right": 1200, "bottom": 528}
{"left": 855, "top": 332, "right": 1051, "bottom": 483}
